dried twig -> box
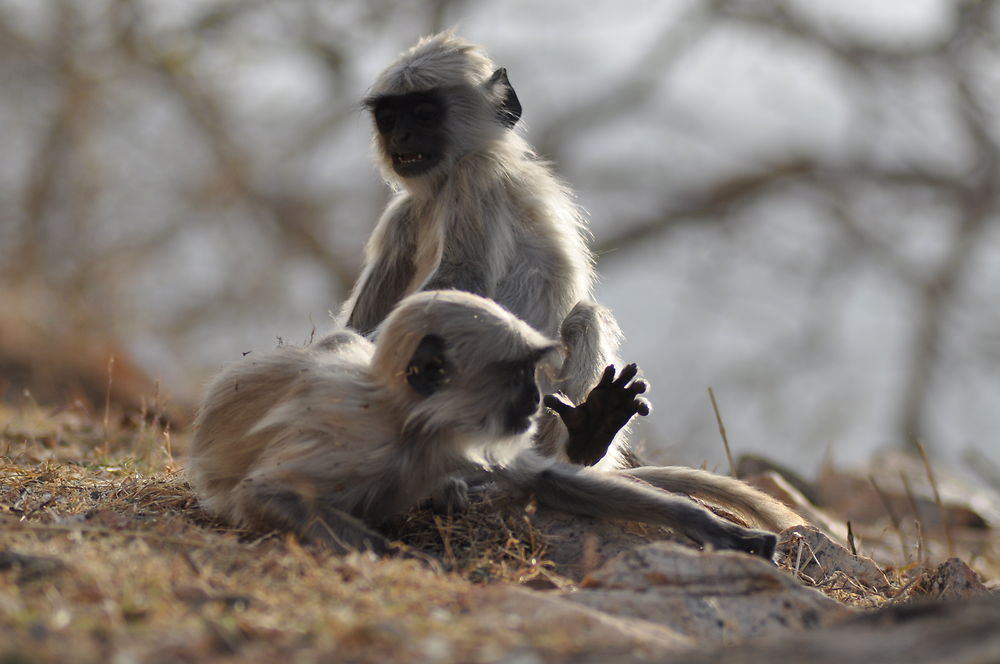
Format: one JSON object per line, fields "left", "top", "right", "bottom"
{"left": 870, "top": 475, "right": 908, "bottom": 562}
{"left": 916, "top": 440, "right": 955, "bottom": 557}
{"left": 707, "top": 388, "right": 736, "bottom": 478}
{"left": 101, "top": 355, "right": 115, "bottom": 455}
{"left": 899, "top": 471, "right": 926, "bottom": 562}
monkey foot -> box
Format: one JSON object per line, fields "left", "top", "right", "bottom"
{"left": 545, "top": 363, "right": 650, "bottom": 466}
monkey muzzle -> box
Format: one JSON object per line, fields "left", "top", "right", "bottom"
{"left": 505, "top": 390, "right": 541, "bottom": 435}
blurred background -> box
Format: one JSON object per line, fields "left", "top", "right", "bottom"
{"left": 1, "top": 0, "right": 998, "bottom": 477}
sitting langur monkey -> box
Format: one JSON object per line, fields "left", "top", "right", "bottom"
{"left": 190, "top": 291, "right": 779, "bottom": 558}
{"left": 342, "top": 32, "right": 641, "bottom": 468}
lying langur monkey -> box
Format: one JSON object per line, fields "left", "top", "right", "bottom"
{"left": 190, "top": 291, "right": 780, "bottom": 558}
{"left": 341, "top": 31, "right": 645, "bottom": 468}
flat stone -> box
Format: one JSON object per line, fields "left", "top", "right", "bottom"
{"left": 566, "top": 542, "right": 851, "bottom": 644}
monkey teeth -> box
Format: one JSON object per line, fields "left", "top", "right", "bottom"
{"left": 396, "top": 153, "right": 426, "bottom": 165}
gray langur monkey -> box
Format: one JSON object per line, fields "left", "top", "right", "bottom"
{"left": 189, "top": 290, "right": 781, "bottom": 558}
{"left": 341, "top": 31, "right": 640, "bottom": 469}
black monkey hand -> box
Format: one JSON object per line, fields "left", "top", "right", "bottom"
{"left": 545, "top": 363, "right": 650, "bottom": 466}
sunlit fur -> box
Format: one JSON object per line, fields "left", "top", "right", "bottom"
{"left": 345, "top": 31, "right": 627, "bottom": 467}
{"left": 189, "top": 291, "right": 553, "bottom": 551}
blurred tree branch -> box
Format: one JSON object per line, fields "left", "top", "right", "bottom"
{"left": 113, "top": 0, "right": 356, "bottom": 291}
{"left": 590, "top": 1, "right": 1000, "bottom": 452}
{"left": 535, "top": 2, "right": 721, "bottom": 162}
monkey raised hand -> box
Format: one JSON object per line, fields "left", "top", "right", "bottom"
{"left": 545, "top": 364, "right": 650, "bottom": 466}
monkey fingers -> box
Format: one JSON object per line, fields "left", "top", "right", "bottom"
{"left": 550, "top": 363, "right": 651, "bottom": 466}
{"left": 611, "top": 364, "right": 652, "bottom": 416}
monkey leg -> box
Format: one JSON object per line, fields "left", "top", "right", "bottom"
{"left": 234, "top": 475, "right": 395, "bottom": 555}
{"left": 425, "top": 475, "right": 470, "bottom": 515}
{"left": 545, "top": 363, "right": 650, "bottom": 466}
{"left": 556, "top": 300, "right": 622, "bottom": 404}
{"left": 503, "top": 453, "right": 776, "bottom": 558}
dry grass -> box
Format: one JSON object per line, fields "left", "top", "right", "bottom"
{"left": 2, "top": 398, "right": 997, "bottom": 662}
{"left": 0, "top": 399, "right": 586, "bottom": 663}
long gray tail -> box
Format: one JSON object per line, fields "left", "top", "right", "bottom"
{"left": 619, "top": 465, "right": 806, "bottom": 533}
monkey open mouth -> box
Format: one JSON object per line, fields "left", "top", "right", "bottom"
{"left": 394, "top": 153, "right": 427, "bottom": 166}
{"left": 392, "top": 151, "right": 440, "bottom": 176}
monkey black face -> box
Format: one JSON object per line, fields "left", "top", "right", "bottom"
{"left": 501, "top": 359, "right": 543, "bottom": 435}
{"left": 369, "top": 92, "right": 448, "bottom": 178}
{"left": 367, "top": 69, "right": 521, "bottom": 179}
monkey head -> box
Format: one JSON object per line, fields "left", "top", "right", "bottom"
{"left": 372, "top": 290, "right": 557, "bottom": 445}
{"left": 364, "top": 32, "right": 522, "bottom": 182}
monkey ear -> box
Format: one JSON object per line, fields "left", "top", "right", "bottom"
{"left": 489, "top": 68, "right": 522, "bottom": 129}
{"left": 405, "top": 334, "right": 449, "bottom": 397}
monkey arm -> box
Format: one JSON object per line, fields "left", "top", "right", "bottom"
{"left": 421, "top": 253, "right": 490, "bottom": 295}
{"left": 345, "top": 252, "right": 417, "bottom": 336}
{"left": 343, "top": 200, "right": 422, "bottom": 336}
{"left": 545, "top": 363, "right": 650, "bottom": 466}
{"left": 417, "top": 237, "right": 501, "bottom": 307}
{"left": 499, "top": 452, "right": 776, "bottom": 558}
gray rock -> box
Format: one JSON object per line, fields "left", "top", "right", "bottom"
{"left": 566, "top": 541, "right": 852, "bottom": 643}
{"left": 527, "top": 506, "right": 684, "bottom": 580}
{"left": 909, "top": 557, "right": 991, "bottom": 602}
{"left": 467, "top": 585, "right": 692, "bottom": 658}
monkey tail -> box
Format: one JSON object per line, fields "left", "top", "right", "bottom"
{"left": 620, "top": 466, "right": 806, "bottom": 533}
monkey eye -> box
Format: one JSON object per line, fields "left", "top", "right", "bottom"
{"left": 507, "top": 361, "right": 535, "bottom": 385}
{"left": 374, "top": 108, "right": 396, "bottom": 132}
{"left": 413, "top": 102, "right": 442, "bottom": 124}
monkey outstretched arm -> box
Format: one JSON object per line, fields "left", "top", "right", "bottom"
{"left": 545, "top": 363, "right": 650, "bottom": 466}
{"left": 501, "top": 452, "right": 776, "bottom": 558}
